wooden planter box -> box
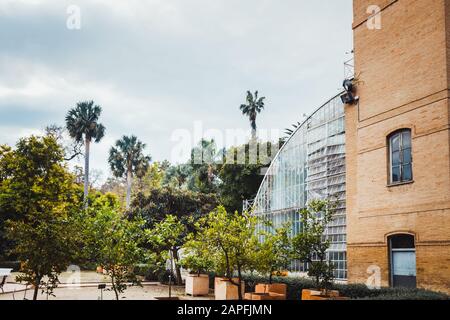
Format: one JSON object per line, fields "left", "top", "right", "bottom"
{"left": 214, "top": 277, "right": 245, "bottom": 300}
{"left": 185, "top": 274, "right": 210, "bottom": 297}
{"left": 301, "top": 289, "right": 349, "bottom": 300}
{"left": 244, "top": 283, "right": 287, "bottom": 300}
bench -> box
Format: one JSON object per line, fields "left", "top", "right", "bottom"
{"left": 0, "top": 269, "right": 13, "bottom": 293}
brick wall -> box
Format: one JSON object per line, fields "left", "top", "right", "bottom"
{"left": 347, "top": 0, "right": 450, "bottom": 294}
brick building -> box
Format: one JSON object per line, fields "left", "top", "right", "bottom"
{"left": 250, "top": 0, "right": 449, "bottom": 294}
{"left": 346, "top": 0, "right": 450, "bottom": 293}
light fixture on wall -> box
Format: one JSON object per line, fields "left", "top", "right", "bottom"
{"left": 340, "top": 79, "right": 359, "bottom": 105}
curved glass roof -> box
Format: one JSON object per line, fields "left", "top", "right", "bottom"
{"left": 252, "top": 93, "right": 347, "bottom": 279}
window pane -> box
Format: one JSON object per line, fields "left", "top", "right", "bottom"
{"left": 402, "top": 164, "right": 412, "bottom": 181}
{"left": 402, "top": 131, "right": 411, "bottom": 148}
{"left": 393, "top": 251, "right": 416, "bottom": 276}
{"left": 392, "top": 151, "right": 400, "bottom": 166}
{"left": 391, "top": 134, "right": 400, "bottom": 152}
{"left": 403, "top": 148, "right": 412, "bottom": 164}
{"left": 392, "top": 166, "right": 400, "bottom": 183}
{"left": 391, "top": 234, "right": 415, "bottom": 249}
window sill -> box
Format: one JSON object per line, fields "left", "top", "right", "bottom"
{"left": 387, "top": 181, "right": 414, "bottom": 188}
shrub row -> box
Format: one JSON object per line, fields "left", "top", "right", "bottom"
{"left": 132, "top": 269, "right": 449, "bottom": 300}
{"left": 241, "top": 274, "right": 449, "bottom": 300}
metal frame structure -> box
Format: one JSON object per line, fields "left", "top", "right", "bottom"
{"left": 251, "top": 93, "right": 348, "bottom": 280}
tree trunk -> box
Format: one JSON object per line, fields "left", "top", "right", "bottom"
{"left": 111, "top": 273, "right": 119, "bottom": 300}
{"left": 126, "top": 169, "right": 132, "bottom": 209}
{"left": 237, "top": 265, "right": 243, "bottom": 301}
{"left": 32, "top": 277, "right": 41, "bottom": 300}
{"left": 172, "top": 248, "right": 183, "bottom": 285}
{"left": 83, "top": 138, "right": 90, "bottom": 209}
{"left": 251, "top": 119, "right": 257, "bottom": 140}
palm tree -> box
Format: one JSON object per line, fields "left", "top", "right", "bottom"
{"left": 65, "top": 101, "right": 105, "bottom": 208}
{"left": 108, "top": 135, "right": 151, "bottom": 209}
{"left": 240, "top": 90, "right": 266, "bottom": 140}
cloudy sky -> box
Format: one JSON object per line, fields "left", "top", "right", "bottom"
{"left": 0, "top": 0, "right": 353, "bottom": 182}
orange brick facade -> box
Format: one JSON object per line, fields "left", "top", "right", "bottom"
{"left": 346, "top": 0, "right": 450, "bottom": 293}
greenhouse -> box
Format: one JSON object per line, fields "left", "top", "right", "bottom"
{"left": 251, "top": 93, "right": 347, "bottom": 280}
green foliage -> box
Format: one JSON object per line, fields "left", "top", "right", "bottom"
{"left": 109, "top": 135, "right": 151, "bottom": 209}
{"left": 187, "top": 206, "right": 260, "bottom": 300}
{"left": 109, "top": 135, "right": 151, "bottom": 179}
{"left": 241, "top": 274, "right": 449, "bottom": 300}
{"left": 162, "top": 163, "right": 192, "bottom": 189}
{"left": 239, "top": 90, "right": 265, "bottom": 136}
{"left": 147, "top": 215, "right": 185, "bottom": 250}
{"left": 146, "top": 215, "right": 188, "bottom": 285}
{"left": 65, "top": 100, "right": 105, "bottom": 208}
{"left": 0, "top": 135, "right": 81, "bottom": 299}
{"left": 135, "top": 162, "right": 166, "bottom": 193}
{"left": 180, "top": 234, "right": 214, "bottom": 276}
{"left": 131, "top": 187, "right": 218, "bottom": 228}
{"left": 189, "top": 139, "right": 223, "bottom": 194}
{"left": 65, "top": 101, "right": 105, "bottom": 144}
{"left": 254, "top": 222, "right": 292, "bottom": 283}
{"left": 6, "top": 212, "right": 80, "bottom": 299}
{"left": 81, "top": 207, "right": 146, "bottom": 300}
{"left": 218, "top": 142, "right": 277, "bottom": 213}
{"left": 291, "top": 199, "right": 337, "bottom": 290}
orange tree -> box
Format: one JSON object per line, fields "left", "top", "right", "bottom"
{"left": 0, "top": 135, "right": 81, "bottom": 300}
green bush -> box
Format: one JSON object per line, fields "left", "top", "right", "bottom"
{"left": 133, "top": 264, "right": 178, "bottom": 285}
{"left": 357, "top": 288, "right": 449, "bottom": 300}
{"left": 241, "top": 274, "right": 449, "bottom": 300}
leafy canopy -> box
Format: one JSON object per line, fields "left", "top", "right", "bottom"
{"left": 0, "top": 135, "right": 81, "bottom": 299}
{"left": 109, "top": 135, "right": 151, "bottom": 178}
{"left": 65, "top": 100, "right": 105, "bottom": 143}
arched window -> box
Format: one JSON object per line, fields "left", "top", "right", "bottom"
{"left": 388, "top": 129, "right": 412, "bottom": 184}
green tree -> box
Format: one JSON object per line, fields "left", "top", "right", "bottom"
{"left": 163, "top": 163, "right": 192, "bottom": 189}
{"left": 291, "top": 199, "right": 336, "bottom": 292}
{"left": 132, "top": 187, "right": 218, "bottom": 228}
{"left": 82, "top": 207, "right": 146, "bottom": 300}
{"left": 255, "top": 222, "right": 292, "bottom": 284}
{"left": 180, "top": 235, "right": 214, "bottom": 276}
{"left": 132, "top": 188, "right": 217, "bottom": 282}
{"left": 218, "top": 142, "right": 277, "bottom": 213}
{"left": 190, "top": 139, "right": 223, "bottom": 194}
{"left": 65, "top": 101, "right": 106, "bottom": 207}
{"left": 240, "top": 91, "right": 266, "bottom": 140}
{"left": 108, "top": 135, "right": 151, "bottom": 209}
{"left": 135, "top": 162, "right": 166, "bottom": 194}
{"left": 146, "top": 215, "right": 186, "bottom": 285}
{"left": 192, "top": 206, "right": 260, "bottom": 300}
{"left": 0, "top": 135, "right": 81, "bottom": 299}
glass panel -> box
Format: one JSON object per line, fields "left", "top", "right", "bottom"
{"left": 392, "top": 251, "right": 416, "bottom": 276}
{"left": 402, "top": 164, "right": 412, "bottom": 181}
{"left": 392, "top": 151, "right": 400, "bottom": 166}
{"left": 391, "top": 134, "right": 400, "bottom": 152}
{"left": 403, "top": 148, "right": 412, "bottom": 164}
{"left": 252, "top": 95, "right": 347, "bottom": 279}
{"left": 392, "top": 166, "right": 400, "bottom": 183}
{"left": 402, "top": 131, "right": 411, "bottom": 148}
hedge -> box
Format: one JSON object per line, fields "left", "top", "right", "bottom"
{"left": 240, "top": 274, "right": 449, "bottom": 300}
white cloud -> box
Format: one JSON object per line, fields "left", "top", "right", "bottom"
{"left": 0, "top": 0, "right": 354, "bottom": 182}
